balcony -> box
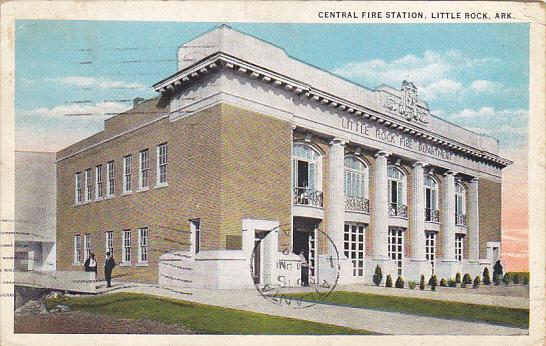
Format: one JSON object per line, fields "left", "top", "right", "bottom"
{"left": 345, "top": 196, "right": 370, "bottom": 214}
{"left": 456, "top": 213, "right": 467, "bottom": 226}
{"left": 293, "top": 187, "right": 323, "bottom": 208}
{"left": 425, "top": 208, "right": 440, "bottom": 223}
{"left": 388, "top": 203, "right": 408, "bottom": 218}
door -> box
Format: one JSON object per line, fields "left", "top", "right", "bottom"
{"left": 252, "top": 231, "right": 268, "bottom": 284}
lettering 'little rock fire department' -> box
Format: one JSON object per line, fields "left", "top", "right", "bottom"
{"left": 56, "top": 25, "right": 511, "bottom": 289}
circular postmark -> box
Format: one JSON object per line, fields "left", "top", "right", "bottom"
{"left": 250, "top": 226, "right": 340, "bottom": 309}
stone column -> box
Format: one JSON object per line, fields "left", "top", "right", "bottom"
{"left": 328, "top": 138, "right": 346, "bottom": 257}
{"left": 468, "top": 178, "right": 480, "bottom": 262}
{"left": 411, "top": 162, "right": 427, "bottom": 261}
{"left": 373, "top": 151, "right": 390, "bottom": 260}
{"left": 442, "top": 170, "right": 457, "bottom": 261}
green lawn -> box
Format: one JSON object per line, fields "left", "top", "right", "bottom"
{"left": 283, "top": 291, "right": 529, "bottom": 329}
{"left": 45, "top": 292, "right": 373, "bottom": 335}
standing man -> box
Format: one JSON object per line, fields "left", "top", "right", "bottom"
{"left": 104, "top": 252, "right": 116, "bottom": 288}
{"left": 84, "top": 253, "right": 97, "bottom": 277}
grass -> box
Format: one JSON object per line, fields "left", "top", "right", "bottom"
{"left": 283, "top": 291, "right": 529, "bottom": 329}
{"left": 45, "top": 292, "right": 373, "bottom": 335}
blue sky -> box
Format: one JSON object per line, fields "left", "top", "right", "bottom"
{"left": 15, "top": 21, "right": 529, "bottom": 151}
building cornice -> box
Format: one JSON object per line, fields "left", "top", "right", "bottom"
{"left": 152, "top": 53, "right": 512, "bottom": 168}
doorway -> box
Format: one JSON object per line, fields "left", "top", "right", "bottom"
{"left": 293, "top": 226, "right": 317, "bottom": 286}
{"left": 252, "top": 231, "right": 269, "bottom": 285}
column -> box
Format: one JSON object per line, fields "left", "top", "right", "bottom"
{"left": 328, "top": 138, "right": 346, "bottom": 256}
{"left": 411, "top": 162, "right": 427, "bottom": 261}
{"left": 468, "top": 178, "right": 480, "bottom": 262}
{"left": 373, "top": 151, "right": 390, "bottom": 259}
{"left": 442, "top": 170, "right": 457, "bottom": 261}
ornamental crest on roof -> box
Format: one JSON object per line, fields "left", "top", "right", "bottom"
{"left": 378, "top": 80, "right": 430, "bottom": 124}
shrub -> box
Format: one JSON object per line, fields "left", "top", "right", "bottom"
{"left": 503, "top": 273, "right": 510, "bottom": 286}
{"left": 512, "top": 274, "right": 520, "bottom": 284}
{"left": 409, "top": 281, "right": 416, "bottom": 289}
{"left": 523, "top": 276, "right": 529, "bottom": 285}
{"left": 461, "top": 282, "right": 467, "bottom": 288}
{"left": 483, "top": 267, "right": 491, "bottom": 285}
{"left": 493, "top": 273, "right": 501, "bottom": 286}
{"left": 463, "top": 273, "right": 472, "bottom": 285}
{"left": 440, "top": 278, "right": 447, "bottom": 287}
{"left": 431, "top": 279, "right": 437, "bottom": 291}
{"left": 473, "top": 275, "right": 481, "bottom": 288}
{"left": 419, "top": 275, "right": 425, "bottom": 290}
{"left": 395, "top": 276, "right": 405, "bottom": 289}
{"left": 448, "top": 278, "right": 457, "bottom": 287}
{"left": 428, "top": 274, "right": 438, "bottom": 287}
{"left": 373, "top": 265, "right": 383, "bottom": 286}
{"left": 455, "top": 272, "right": 461, "bottom": 284}
{"left": 386, "top": 274, "right": 393, "bottom": 288}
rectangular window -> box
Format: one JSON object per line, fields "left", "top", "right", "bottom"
{"left": 122, "top": 230, "right": 131, "bottom": 263}
{"left": 139, "top": 149, "right": 149, "bottom": 189}
{"left": 123, "top": 155, "right": 132, "bottom": 193}
{"left": 157, "top": 143, "right": 168, "bottom": 185}
{"left": 455, "top": 234, "right": 464, "bottom": 261}
{"left": 138, "top": 227, "right": 148, "bottom": 263}
{"left": 190, "top": 219, "right": 200, "bottom": 254}
{"left": 106, "top": 161, "right": 115, "bottom": 196}
{"left": 105, "top": 231, "right": 114, "bottom": 255}
{"left": 388, "top": 228, "right": 404, "bottom": 276}
{"left": 425, "top": 231, "right": 436, "bottom": 274}
{"left": 95, "top": 165, "right": 103, "bottom": 199}
{"left": 84, "top": 234, "right": 91, "bottom": 260}
{"left": 75, "top": 172, "right": 83, "bottom": 204}
{"left": 344, "top": 223, "right": 365, "bottom": 277}
{"left": 84, "top": 169, "right": 92, "bottom": 202}
{"left": 74, "top": 235, "right": 82, "bottom": 264}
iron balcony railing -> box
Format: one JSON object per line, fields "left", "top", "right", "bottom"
{"left": 456, "top": 213, "right": 467, "bottom": 226}
{"left": 425, "top": 208, "right": 440, "bottom": 222}
{"left": 345, "top": 196, "right": 370, "bottom": 213}
{"left": 388, "top": 203, "right": 408, "bottom": 218}
{"left": 293, "top": 187, "right": 323, "bottom": 208}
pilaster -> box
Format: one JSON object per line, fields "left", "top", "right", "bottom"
{"left": 373, "top": 151, "right": 390, "bottom": 260}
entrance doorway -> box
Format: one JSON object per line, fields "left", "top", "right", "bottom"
{"left": 293, "top": 225, "right": 317, "bottom": 286}
{"left": 252, "top": 231, "right": 269, "bottom": 285}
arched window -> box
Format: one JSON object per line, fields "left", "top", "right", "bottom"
{"left": 344, "top": 156, "right": 369, "bottom": 213}
{"left": 387, "top": 166, "right": 407, "bottom": 217}
{"left": 424, "top": 175, "right": 439, "bottom": 222}
{"left": 455, "top": 182, "right": 467, "bottom": 226}
{"left": 292, "top": 143, "right": 323, "bottom": 207}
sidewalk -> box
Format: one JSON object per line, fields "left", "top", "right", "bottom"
{"left": 97, "top": 283, "right": 528, "bottom": 335}
{"left": 338, "top": 283, "right": 530, "bottom": 309}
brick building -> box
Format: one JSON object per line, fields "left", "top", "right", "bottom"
{"left": 56, "top": 25, "right": 510, "bottom": 289}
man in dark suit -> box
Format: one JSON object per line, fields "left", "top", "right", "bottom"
{"left": 84, "top": 253, "right": 97, "bottom": 276}
{"left": 104, "top": 252, "right": 116, "bottom": 288}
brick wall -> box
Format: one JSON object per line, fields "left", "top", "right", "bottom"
{"left": 479, "top": 178, "right": 502, "bottom": 258}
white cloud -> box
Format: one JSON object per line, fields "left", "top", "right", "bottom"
{"left": 469, "top": 80, "right": 499, "bottom": 93}
{"left": 51, "top": 76, "right": 147, "bottom": 90}
{"left": 21, "top": 102, "right": 130, "bottom": 119}
{"left": 419, "top": 79, "right": 463, "bottom": 100}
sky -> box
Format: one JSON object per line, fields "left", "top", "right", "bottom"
{"left": 14, "top": 21, "right": 529, "bottom": 270}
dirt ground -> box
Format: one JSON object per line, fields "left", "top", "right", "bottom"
{"left": 15, "top": 310, "right": 194, "bottom": 334}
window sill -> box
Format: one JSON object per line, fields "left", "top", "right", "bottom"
{"left": 95, "top": 197, "right": 104, "bottom": 202}
{"left": 120, "top": 262, "right": 132, "bottom": 267}
{"left": 121, "top": 191, "right": 133, "bottom": 196}
{"left": 73, "top": 201, "right": 91, "bottom": 207}
{"left": 154, "top": 183, "right": 169, "bottom": 189}
{"left": 136, "top": 262, "right": 149, "bottom": 267}
{"left": 104, "top": 195, "right": 115, "bottom": 200}
{"left": 136, "top": 187, "right": 150, "bottom": 193}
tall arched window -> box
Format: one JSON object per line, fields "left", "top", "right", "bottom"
{"left": 344, "top": 156, "right": 369, "bottom": 213}
{"left": 424, "top": 175, "right": 439, "bottom": 222}
{"left": 292, "top": 143, "right": 323, "bottom": 207}
{"left": 455, "top": 182, "right": 467, "bottom": 226}
{"left": 387, "top": 166, "right": 407, "bottom": 218}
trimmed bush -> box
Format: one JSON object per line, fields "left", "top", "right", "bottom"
{"left": 461, "top": 282, "right": 467, "bottom": 288}
{"left": 503, "top": 273, "right": 510, "bottom": 286}
{"left": 512, "top": 274, "right": 519, "bottom": 284}
{"left": 428, "top": 275, "right": 438, "bottom": 287}
{"left": 373, "top": 265, "right": 383, "bottom": 286}
{"left": 431, "top": 279, "right": 437, "bottom": 291}
{"left": 448, "top": 278, "right": 457, "bottom": 287}
{"left": 483, "top": 267, "right": 491, "bottom": 285}
{"left": 523, "top": 276, "right": 529, "bottom": 285}
{"left": 419, "top": 275, "right": 425, "bottom": 290}
{"left": 409, "top": 281, "right": 416, "bottom": 289}
{"left": 386, "top": 274, "right": 393, "bottom": 288}
{"left": 395, "top": 276, "right": 405, "bottom": 289}
{"left": 462, "top": 273, "right": 472, "bottom": 285}
{"left": 455, "top": 272, "right": 461, "bottom": 284}
{"left": 493, "top": 273, "right": 501, "bottom": 286}
{"left": 473, "top": 275, "right": 481, "bottom": 288}
{"left": 440, "top": 278, "right": 447, "bottom": 287}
